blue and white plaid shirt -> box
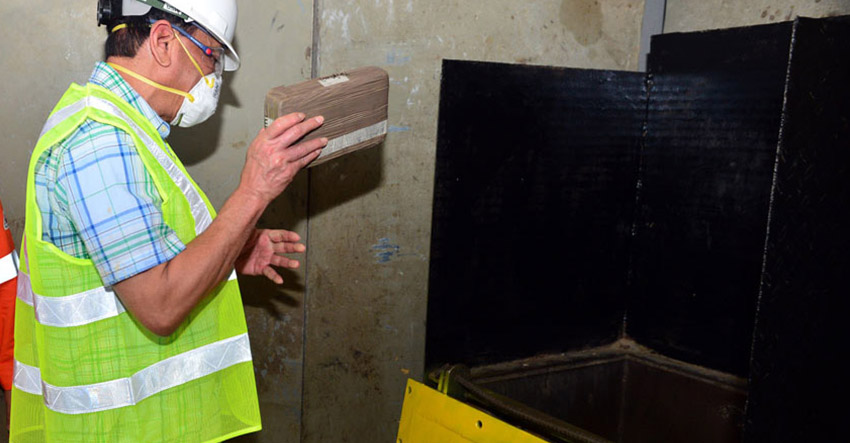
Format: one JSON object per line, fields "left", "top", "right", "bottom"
{"left": 35, "top": 62, "right": 185, "bottom": 286}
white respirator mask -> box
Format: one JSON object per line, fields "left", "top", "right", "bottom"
{"left": 171, "top": 71, "right": 221, "bottom": 128}
{"left": 169, "top": 24, "right": 224, "bottom": 127}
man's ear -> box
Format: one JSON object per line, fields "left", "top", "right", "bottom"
{"left": 148, "top": 19, "right": 176, "bottom": 68}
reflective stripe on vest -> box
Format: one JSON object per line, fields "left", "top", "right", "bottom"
{"left": 41, "top": 95, "right": 213, "bottom": 235}
{"left": 16, "top": 267, "right": 238, "bottom": 328}
{"left": 0, "top": 250, "right": 18, "bottom": 285}
{"left": 14, "top": 333, "right": 251, "bottom": 414}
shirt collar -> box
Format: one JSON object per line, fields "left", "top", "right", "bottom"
{"left": 89, "top": 62, "right": 172, "bottom": 139}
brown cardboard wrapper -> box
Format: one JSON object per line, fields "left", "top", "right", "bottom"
{"left": 264, "top": 66, "right": 389, "bottom": 167}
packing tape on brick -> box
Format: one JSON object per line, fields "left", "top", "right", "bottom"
{"left": 318, "top": 74, "right": 350, "bottom": 87}
{"left": 318, "top": 120, "right": 387, "bottom": 161}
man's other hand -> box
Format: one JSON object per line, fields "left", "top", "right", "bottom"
{"left": 236, "top": 229, "right": 305, "bottom": 284}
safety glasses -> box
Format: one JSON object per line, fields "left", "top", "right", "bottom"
{"left": 171, "top": 24, "right": 224, "bottom": 77}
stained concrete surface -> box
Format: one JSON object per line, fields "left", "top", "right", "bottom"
{"left": 304, "top": 1, "right": 645, "bottom": 441}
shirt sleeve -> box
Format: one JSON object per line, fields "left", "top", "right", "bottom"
{"left": 56, "top": 123, "right": 185, "bottom": 286}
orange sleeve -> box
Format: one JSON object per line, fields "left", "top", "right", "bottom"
{"left": 0, "top": 278, "right": 14, "bottom": 390}
{"left": 0, "top": 199, "right": 16, "bottom": 390}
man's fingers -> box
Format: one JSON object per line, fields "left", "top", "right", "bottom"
{"left": 272, "top": 241, "right": 306, "bottom": 254}
{"left": 283, "top": 137, "right": 327, "bottom": 164}
{"left": 276, "top": 139, "right": 325, "bottom": 170}
{"left": 262, "top": 266, "right": 284, "bottom": 284}
{"left": 269, "top": 229, "right": 301, "bottom": 243}
{"left": 266, "top": 112, "right": 306, "bottom": 139}
{"left": 294, "top": 146, "right": 325, "bottom": 169}
{"left": 276, "top": 116, "right": 325, "bottom": 148}
{"left": 272, "top": 255, "right": 300, "bottom": 269}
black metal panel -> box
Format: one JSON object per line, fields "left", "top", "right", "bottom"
{"left": 627, "top": 24, "right": 793, "bottom": 376}
{"left": 425, "top": 16, "right": 850, "bottom": 442}
{"left": 746, "top": 17, "right": 850, "bottom": 441}
{"left": 427, "top": 60, "right": 645, "bottom": 368}
{"left": 621, "top": 359, "right": 746, "bottom": 443}
{"left": 478, "top": 360, "right": 625, "bottom": 441}
{"left": 473, "top": 349, "right": 747, "bottom": 442}
{"left": 647, "top": 23, "right": 794, "bottom": 75}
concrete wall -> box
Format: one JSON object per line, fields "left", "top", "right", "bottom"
{"left": 665, "top": 0, "right": 850, "bottom": 33}
{"left": 304, "top": 1, "right": 646, "bottom": 441}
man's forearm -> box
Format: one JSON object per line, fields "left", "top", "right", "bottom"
{"left": 113, "top": 187, "right": 266, "bottom": 336}
{"left": 113, "top": 113, "right": 325, "bottom": 336}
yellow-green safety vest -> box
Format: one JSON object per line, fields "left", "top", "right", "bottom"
{"left": 11, "top": 82, "right": 261, "bottom": 442}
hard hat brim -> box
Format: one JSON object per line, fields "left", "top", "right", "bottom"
{"left": 222, "top": 47, "right": 240, "bottom": 72}
{"left": 205, "top": 27, "right": 240, "bottom": 71}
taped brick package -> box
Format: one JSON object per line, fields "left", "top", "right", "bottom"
{"left": 265, "top": 66, "right": 389, "bottom": 167}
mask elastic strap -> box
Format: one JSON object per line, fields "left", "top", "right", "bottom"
{"left": 107, "top": 62, "right": 196, "bottom": 103}
{"left": 172, "top": 29, "right": 216, "bottom": 89}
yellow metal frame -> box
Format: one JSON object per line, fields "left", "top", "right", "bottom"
{"left": 396, "top": 379, "right": 548, "bottom": 443}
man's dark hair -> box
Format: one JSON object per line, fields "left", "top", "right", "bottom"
{"left": 104, "top": 9, "right": 188, "bottom": 59}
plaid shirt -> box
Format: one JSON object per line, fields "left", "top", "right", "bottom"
{"left": 34, "top": 62, "right": 185, "bottom": 286}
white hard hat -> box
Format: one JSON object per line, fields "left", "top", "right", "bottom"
{"left": 119, "top": 0, "right": 240, "bottom": 71}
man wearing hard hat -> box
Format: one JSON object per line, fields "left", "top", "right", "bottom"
{"left": 10, "top": 1, "right": 326, "bottom": 441}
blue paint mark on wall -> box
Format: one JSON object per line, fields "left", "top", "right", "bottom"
{"left": 389, "top": 125, "right": 411, "bottom": 133}
{"left": 372, "top": 238, "right": 401, "bottom": 263}
{"left": 386, "top": 49, "right": 411, "bottom": 66}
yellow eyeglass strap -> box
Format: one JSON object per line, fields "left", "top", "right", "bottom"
{"left": 107, "top": 62, "right": 195, "bottom": 103}
{"left": 111, "top": 23, "right": 128, "bottom": 33}
{"left": 172, "top": 29, "right": 216, "bottom": 89}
